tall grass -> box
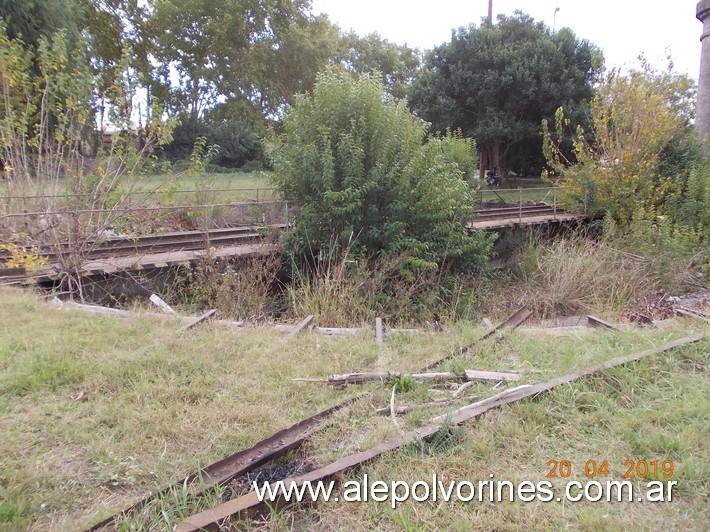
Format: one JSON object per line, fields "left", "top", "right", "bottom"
{"left": 285, "top": 249, "right": 483, "bottom": 326}
{"left": 163, "top": 253, "right": 283, "bottom": 320}
{"left": 517, "top": 236, "right": 659, "bottom": 317}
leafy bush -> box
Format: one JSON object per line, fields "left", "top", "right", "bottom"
{"left": 161, "top": 117, "right": 262, "bottom": 169}
{"left": 208, "top": 120, "right": 262, "bottom": 168}
{"left": 618, "top": 209, "right": 708, "bottom": 287}
{"left": 269, "top": 69, "right": 493, "bottom": 275}
{"left": 161, "top": 117, "right": 209, "bottom": 162}
{"left": 544, "top": 62, "right": 696, "bottom": 223}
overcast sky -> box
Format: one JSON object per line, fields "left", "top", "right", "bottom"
{"left": 311, "top": 0, "right": 702, "bottom": 80}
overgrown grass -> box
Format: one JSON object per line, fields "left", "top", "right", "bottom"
{"left": 285, "top": 252, "right": 484, "bottom": 326}
{"left": 0, "top": 287, "right": 707, "bottom": 530}
{"left": 516, "top": 236, "right": 658, "bottom": 318}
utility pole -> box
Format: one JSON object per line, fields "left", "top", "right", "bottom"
{"left": 553, "top": 7, "right": 560, "bottom": 33}
{"left": 488, "top": 0, "right": 493, "bottom": 24}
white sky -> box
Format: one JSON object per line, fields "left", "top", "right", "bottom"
{"left": 311, "top": 0, "right": 702, "bottom": 80}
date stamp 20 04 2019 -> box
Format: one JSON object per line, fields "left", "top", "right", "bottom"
{"left": 547, "top": 459, "right": 675, "bottom": 480}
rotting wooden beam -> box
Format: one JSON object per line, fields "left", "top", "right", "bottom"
{"left": 64, "top": 302, "right": 134, "bottom": 317}
{"left": 421, "top": 306, "right": 532, "bottom": 371}
{"left": 587, "top": 315, "right": 620, "bottom": 330}
{"left": 388, "top": 328, "right": 418, "bottom": 335}
{"left": 287, "top": 315, "right": 315, "bottom": 338}
{"left": 464, "top": 369, "right": 520, "bottom": 382}
{"left": 179, "top": 309, "right": 217, "bottom": 331}
{"left": 674, "top": 307, "right": 710, "bottom": 324}
{"left": 314, "top": 327, "right": 361, "bottom": 336}
{"left": 296, "top": 369, "right": 519, "bottom": 386}
{"left": 175, "top": 333, "right": 706, "bottom": 531}
{"left": 87, "top": 402, "right": 349, "bottom": 531}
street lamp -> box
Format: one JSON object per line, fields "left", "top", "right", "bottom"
{"left": 553, "top": 7, "right": 560, "bottom": 32}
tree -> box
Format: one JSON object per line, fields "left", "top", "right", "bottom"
{"left": 337, "top": 32, "right": 420, "bottom": 99}
{"left": 410, "top": 11, "right": 600, "bottom": 177}
{"left": 544, "top": 61, "right": 697, "bottom": 223}
{"left": 151, "top": 0, "right": 339, "bottom": 124}
{"left": 0, "top": 0, "right": 82, "bottom": 54}
{"left": 269, "top": 69, "right": 493, "bottom": 273}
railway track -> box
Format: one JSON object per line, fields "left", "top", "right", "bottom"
{"left": 0, "top": 224, "right": 285, "bottom": 265}
{"left": 471, "top": 202, "right": 562, "bottom": 222}
{"left": 1, "top": 203, "right": 567, "bottom": 267}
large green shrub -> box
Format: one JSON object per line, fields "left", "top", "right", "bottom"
{"left": 208, "top": 120, "right": 262, "bottom": 168}
{"left": 269, "top": 69, "right": 493, "bottom": 273}
{"left": 161, "top": 117, "right": 262, "bottom": 169}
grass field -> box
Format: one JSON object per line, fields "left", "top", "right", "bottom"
{"left": 0, "top": 287, "right": 707, "bottom": 530}
{"left": 0, "top": 171, "right": 278, "bottom": 209}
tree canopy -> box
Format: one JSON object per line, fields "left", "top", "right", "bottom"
{"left": 409, "top": 11, "right": 601, "bottom": 177}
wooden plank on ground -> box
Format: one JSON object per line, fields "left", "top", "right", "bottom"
{"left": 587, "top": 315, "right": 620, "bottom": 330}
{"left": 297, "top": 370, "right": 518, "bottom": 386}
{"left": 464, "top": 370, "right": 520, "bottom": 382}
{"left": 179, "top": 309, "right": 217, "bottom": 331}
{"left": 66, "top": 302, "right": 133, "bottom": 317}
{"left": 176, "top": 333, "right": 706, "bottom": 531}
{"left": 88, "top": 402, "right": 349, "bottom": 530}
{"left": 287, "top": 315, "right": 314, "bottom": 338}
{"left": 421, "top": 306, "right": 532, "bottom": 371}
{"left": 315, "top": 327, "right": 361, "bottom": 336}
{"left": 149, "top": 294, "right": 177, "bottom": 315}
{"left": 674, "top": 307, "right": 710, "bottom": 324}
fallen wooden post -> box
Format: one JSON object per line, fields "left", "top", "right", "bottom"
{"left": 64, "top": 302, "right": 133, "bottom": 317}
{"left": 388, "top": 328, "right": 418, "bottom": 335}
{"left": 452, "top": 380, "right": 474, "bottom": 398}
{"left": 87, "top": 402, "right": 349, "bottom": 531}
{"left": 464, "top": 369, "right": 520, "bottom": 382}
{"left": 179, "top": 309, "right": 217, "bottom": 331}
{"left": 421, "top": 306, "right": 532, "bottom": 371}
{"left": 296, "top": 369, "right": 519, "bottom": 386}
{"left": 375, "top": 398, "right": 462, "bottom": 416}
{"left": 176, "top": 333, "right": 706, "bottom": 531}
{"left": 287, "top": 315, "right": 315, "bottom": 338}
{"left": 587, "top": 315, "right": 620, "bottom": 330}
{"left": 150, "top": 294, "right": 177, "bottom": 315}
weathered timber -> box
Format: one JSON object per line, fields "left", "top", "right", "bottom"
{"left": 587, "top": 315, "right": 620, "bottom": 330}
{"left": 298, "top": 369, "right": 519, "bottom": 386}
{"left": 421, "top": 306, "right": 531, "bottom": 371}
{"left": 287, "top": 315, "right": 314, "bottom": 338}
{"left": 175, "top": 333, "right": 706, "bottom": 531}
{"left": 314, "top": 327, "right": 361, "bottom": 336}
{"left": 375, "top": 317, "right": 384, "bottom": 345}
{"left": 87, "top": 402, "right": 349, "bottom": 530}
{"left": 179, "top": 309, "right": 217, "bottom": 331}
{"left": 464, "top": 370, "right": 520, "bottom": 382}
{"left": 149, "top": 294, "right": 177, "bottom": 315}
{"left": 674, "top": 307, "right": 710, "bottom": 324}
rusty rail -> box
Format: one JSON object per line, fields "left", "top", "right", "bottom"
{"left": 86, "top": 307, "right": 531, "bottom": 530}
{"left": 176, "top": 333, "right": 707, "bottom": 530}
